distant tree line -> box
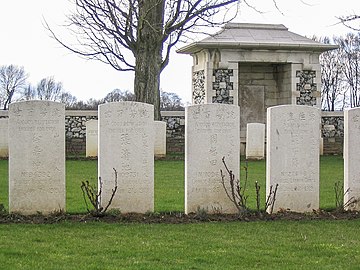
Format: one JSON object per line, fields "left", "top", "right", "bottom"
{"left": 0, "top": 64, "right": 184, "bottom": 111}
{"left": 65, "top": 88, "right": 184, "bottom": 111}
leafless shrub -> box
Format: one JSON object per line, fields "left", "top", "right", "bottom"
{"left": 265, "top": 184, "right": 279, "bottom": 215}
{"left": 221, "top": 156, "right": 278, "bottom": 216}
{"left": 334, "top": 181, "right": 358, "bottom": 211}
{"left": 81, "top": 168, "right": 118, "bottom": 216}
{"left": 220, "top": 157, "right": 248, "bottom": 215}
{"left": 255, "top": 181, "right": 261, "bottom": 213}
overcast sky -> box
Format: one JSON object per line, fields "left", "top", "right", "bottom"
{"left": 0, "top": 0, "right": 358, "bottom": 103}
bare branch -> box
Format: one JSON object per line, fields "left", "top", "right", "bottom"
{"left": 338, "top": 14, "right": 360, "bottom": 31}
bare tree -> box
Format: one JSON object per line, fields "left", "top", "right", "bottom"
{"left": 337, "top": 33, "right": 360, "bottom": 108}
{"left": 22, "top": 84, "right": 37, "bottom": 101}
{"left": 36, "top": 77, "right": 64, "bottom": 101}
{"left": 46, "top": 0, "right": 242, "bottom": 119}
{"left": 0, "top": 65, "right": 28, "bottom": 110}
{"left": 318, "top": 36, "right": 346, "bottom": 111}
{"left": 67, "top": 100, "right": 96, "bottom": 110}
{"left": 338, "top": 14, "right": 360, "bottom": 31}
{"left": 60, "top": 91, "right": 78, "bottom": 108}
{"left": 103, "top": 89, "right": 135, "bottom": 102}
{"left": 160, "top": 90, "right": 184, "bottom": 110}
{"left": 85, "top": 98, "right": 104, "bottom": 109}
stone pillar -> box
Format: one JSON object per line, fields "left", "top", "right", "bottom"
{"left": 192, "top": 51, "right": 208, "bottom": 105}
{"left": 291, "top": 60, "right": 322, "bottom": 108}
{"left": 191, "top": 50, "right": 238, "bottom": 106}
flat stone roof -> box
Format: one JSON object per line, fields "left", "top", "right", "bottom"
{"left": 177, "top": 23, "right": 338, "bottom": 54}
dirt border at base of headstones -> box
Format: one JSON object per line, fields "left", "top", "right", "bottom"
{"left": 0, "top": 210, "right": 359, "bottom": 224}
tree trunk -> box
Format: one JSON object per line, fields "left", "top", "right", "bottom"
{"left": 134, "top": 0, "right": 164, "bottom": 120}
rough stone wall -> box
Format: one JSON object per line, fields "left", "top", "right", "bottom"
{"left": 0, "top": 110, "right": 345, "bottom": 155}
{"left": 65, "top": 112, "right": 97, "bottom": 155}
{"left": 65, "top": 115, "right": 97, "bottom": 139}
{"left": 66, "top": 111, "right": 186, "bottom": 155}
{"left": 321, "top": 114, "right": 344, "bottom": 155}
{"left": 321, "top": 116, "right": 344, "bottom": 138}
{"left": 161, "top": 112, "right": 185, "bottom": 154}
{"left": 192, "top": 70, "right": 205, "bottom": 105}
{"left": 212, "top": 69, "right": 234, "bottom": 104}
{"left": 296, "top": 70, "right": 317, "bottom": 106}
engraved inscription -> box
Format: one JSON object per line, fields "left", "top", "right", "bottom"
{"left": 99, "top": 102, "right": 154, "bottom": 213}
{"left": 186, "top": 104, "right": 240, "bottom": 214}
{"left": 267, "top": 105, "right": 320, "bottom": 212}
{"left": 9, "top": 101, "right": 65, "bottom": 214}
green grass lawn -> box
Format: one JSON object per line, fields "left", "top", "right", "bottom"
{"left": 0, "top": 155, "right": 345, "bottom": 213}
{"left": 0, "top": 220, "right": 359, "bottom": 269}
{"left": 1, "top": 156, "right": 359, "bottom": 269}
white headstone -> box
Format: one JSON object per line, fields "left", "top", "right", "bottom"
{"left": 266, "top": 105, "right": 320, "bottom": 213}
{"left": 0, "top": 118, "right": 8, "bottom": 158}
{"left": 9, "top": 101, "right": 65, "bottom": 214}
{"left": 98, "top": 102, "right": 154, "bottom": 213}
{"left": 344, "top": 108, "right": 360, "bottom": 210}
{"left": 246, "top": 123, "right": 265, "bottom": 160}
{"left": 86, "top": 119, "right": 98, "bottom": 157}
{"left": 185, "top": 104, "right": 240, "bottom": 214}
{"left": 320, "top": 136, "right": 324, "bottom": 156}
{"left": 154, "top": 121, "right": 166, "bottom": 158}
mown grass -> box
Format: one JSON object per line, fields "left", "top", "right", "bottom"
{"left": 0, "top": 220, "right": 359, "bottom": 269}
{"left": 1, "top": 156, "right": 359, "bottom": 269}
{"left": 0, "top": 155, "right": 345, "bottom": 212}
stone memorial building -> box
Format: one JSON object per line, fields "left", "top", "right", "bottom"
{"left": 178, "top": 23, "right": 337, "bottom": 147}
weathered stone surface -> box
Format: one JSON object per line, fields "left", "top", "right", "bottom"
{"left": 86, "top": 119, "right": 98, "bottom": 157}
{"left": 266, "top": 105, "right": 320, "bottom": 213}
{"left": 185, "top": 104, "right": 240, "bottom": 214}
{"left": 65, "top": 112, "right": 97, "bottom": 139}
{"left": 0, "top": 119, "right": 8, "bottom": 158}
{"left": 321, "top": 116, "right": 344, "bottom": 138}
{"left": 154, "top": 121, "right": 166, "bottom": 158}
{"left": 98, "top": 102, "right": 154, "bottom": 213}
{"left": 246, "top": 123, "right": 265, "bottom": 160}
{"left": 344, "top": 108, "right": 360, "bottom": 210}
{"left": 320, "top": 136, "right": 324, "bottom": 156}
{"left": 9, "top": 101, "right": 65, "bottom": 214}
{"left": 193, "top": 70, "right": 205, "bottom": 104}
{"left": 296, "top": 70, "right": 317, "bottom": 106}
{"left": 212, "top": 69, "right": 234, "bottom": 104}
{"left": 239, "top": 85, "right": 265, "bottom": 137}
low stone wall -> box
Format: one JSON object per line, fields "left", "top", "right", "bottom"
{"left": 64, "top": 110, "right": 186, "bottom": 155}
{"left": 0, "top": 109, "right": 345, "bottom": 156}
{"left": 161, "top": 111, "right": 185, "bottom": 154}
{"left": 65, "top": 111, "right": 97, "bottom": 155}
{"left": 321, "top": 111, "right": 344, "bottom": 155}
